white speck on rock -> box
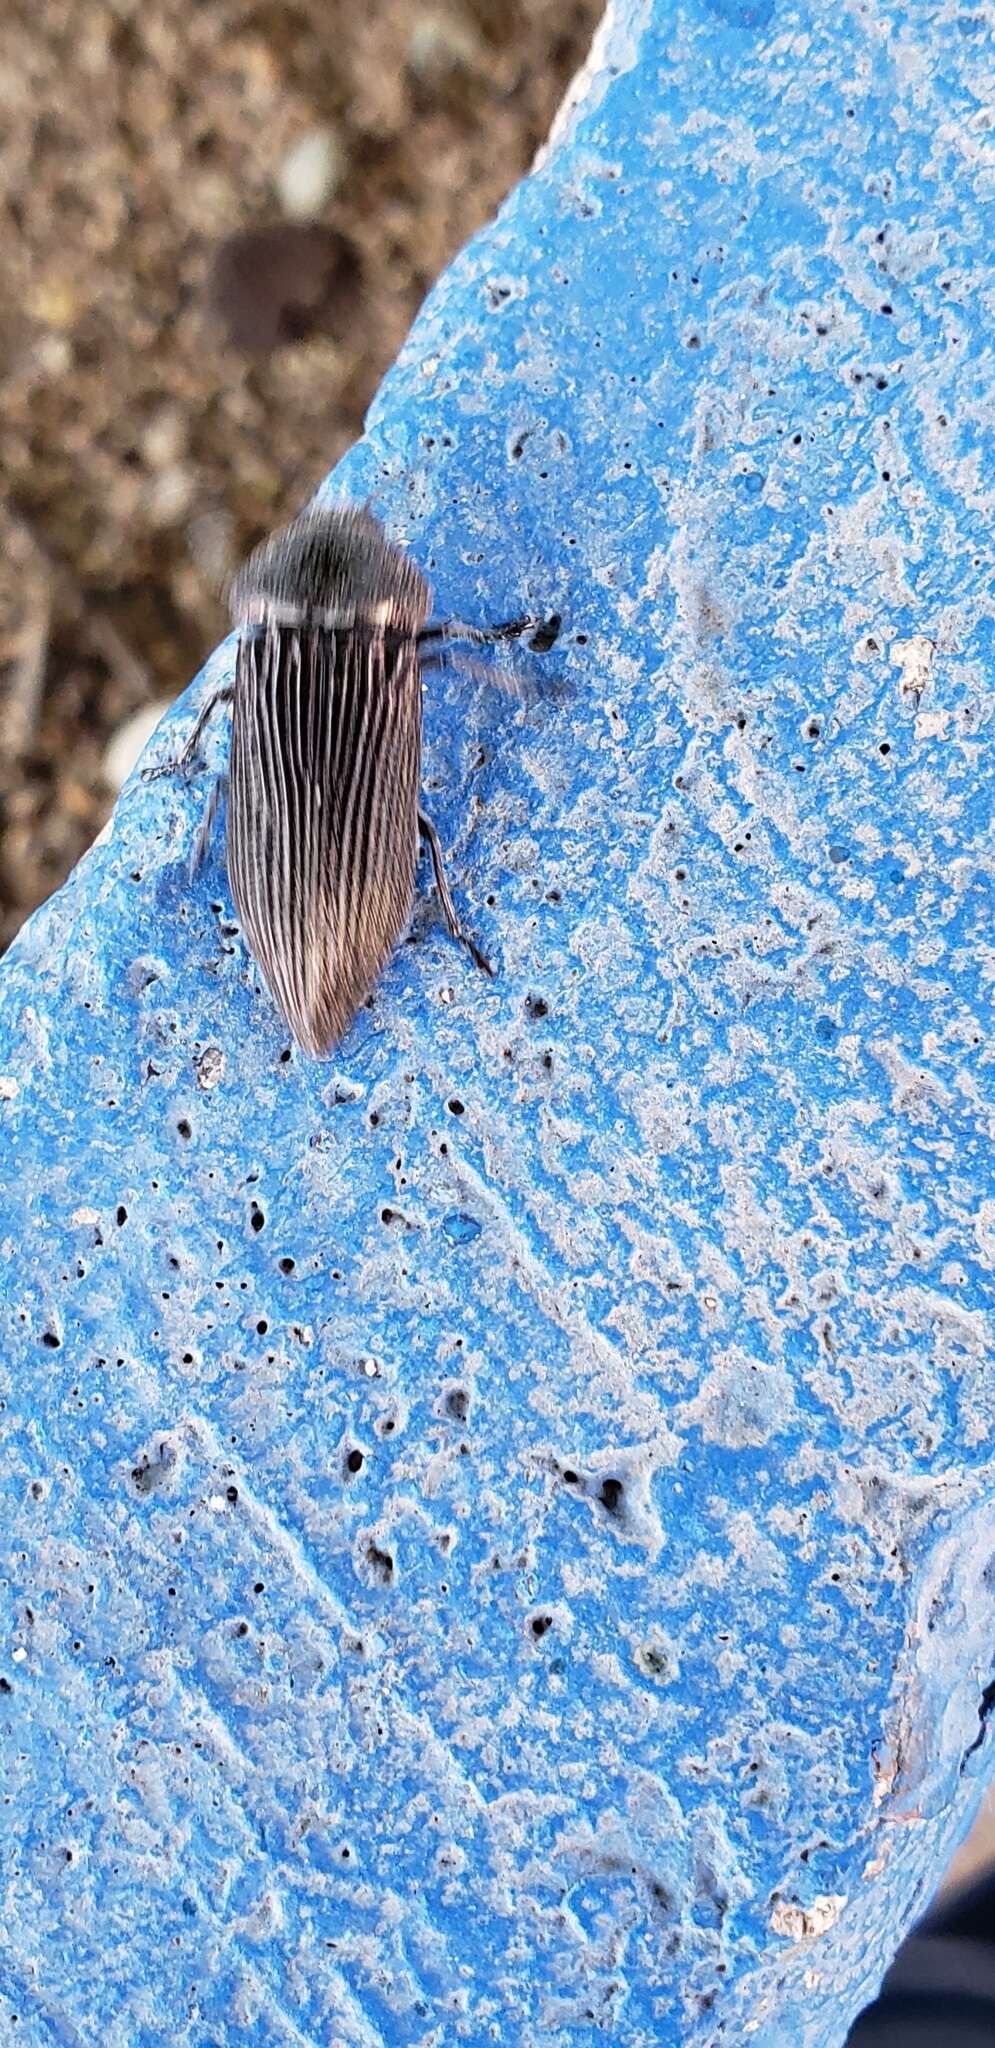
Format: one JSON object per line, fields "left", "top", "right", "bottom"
{"left": 890, "top": 634, "right": 936, "bottom": 706}
{"left": 195, "top": 1045, "right": 226, "bottom": 1090}
{"left": 914, "top": 707, "right": 950, "bottom": 740}
{"left": 771, "top": 1894, "right": 847, "bottom": 1941}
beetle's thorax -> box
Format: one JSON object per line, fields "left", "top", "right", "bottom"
{"left": 229, "top": 504, "right": 430, "bottom": 636}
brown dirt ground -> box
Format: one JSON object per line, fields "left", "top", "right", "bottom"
{"left": 0, "top": 0, "right": 601, "bottom": 950}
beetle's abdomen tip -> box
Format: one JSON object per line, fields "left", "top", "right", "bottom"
{"left": 290, "top": 1015, "right": 346, "bottom": 1058}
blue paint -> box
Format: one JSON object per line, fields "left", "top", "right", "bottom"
{"left": 1, "top": 2, "right": 994, "bottom": 2043}
{"left": 442, "top": 1211, "right": 483, "bottom": 1245}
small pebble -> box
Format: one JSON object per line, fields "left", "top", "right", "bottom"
{"left": 27, "top": 277, "right": 80, "bottom": 330}
{"left": 147, "top": 465, "right": 195, "bottom": 527}
{"left": 141, "top": 408, "right": 187, "bottom": 469}
{"left": 407, "top": 12, "right": 485, "bottom": 85}
{"left": 275, "top": 127, "right": 342, "bottom": 219}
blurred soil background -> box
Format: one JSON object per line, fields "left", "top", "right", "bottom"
{"left": 0, "top": 0, "right": 601, "bottom": 950}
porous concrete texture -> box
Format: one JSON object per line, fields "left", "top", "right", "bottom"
{"left": 1, "top": 1, "right": 994, "bottom": 2042}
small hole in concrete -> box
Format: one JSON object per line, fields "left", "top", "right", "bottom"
{"left": 599, "top": 1477, "right": 624, "bottom": 1516}
{"left": 366, "top": 1542, "right": 394, "bottom": 1584}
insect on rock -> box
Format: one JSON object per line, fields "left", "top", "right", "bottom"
{"left": 147, "top": 502, "right": 559, "bottom": 1054}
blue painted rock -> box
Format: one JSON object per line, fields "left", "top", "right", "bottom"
{"left": 2, "top": 2, "right": 993, "bottom": 2042}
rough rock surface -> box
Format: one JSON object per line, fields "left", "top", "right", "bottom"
{"left": 1, "top": 1, "right": 994, "bottom": 2042}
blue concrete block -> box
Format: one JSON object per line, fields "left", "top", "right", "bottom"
{"left": 2, "top": 2, "right": 993, "bottom": 2042}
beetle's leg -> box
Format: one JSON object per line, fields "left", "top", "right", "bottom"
{"left": 418, "top": 616, "right": 564, "bottom": 703}
{"left": 190, "top": 774, "right": 226, "bottom": 878}
{"left": 419, "top": 645, "right": 567, "bottom": 705}
{"left": 418, "top": 614, "right": 560, "bottom": 652}
{"left": 417, "top": 649, "right": 505, "bottom": 690}
{"left": 418, "top": 808, "right": 494, "bottom": 978}
{"left": 144, "top": 685, "right": 235, "bottom": 781}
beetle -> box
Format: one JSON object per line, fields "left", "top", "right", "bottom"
{"left": 147, "top": 502, "right": 558, "bottom": 1054}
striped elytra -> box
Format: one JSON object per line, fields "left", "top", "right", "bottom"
{"left": 226, "top": 505, "right": 493, "bottom": 1054}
